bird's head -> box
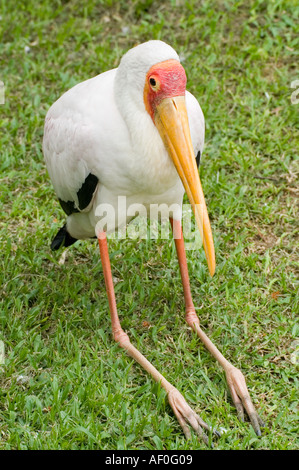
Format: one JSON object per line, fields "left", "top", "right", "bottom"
{"left": 116, "top": 41, "right": 215, "bottom": 276}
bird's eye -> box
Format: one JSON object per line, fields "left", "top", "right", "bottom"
{"left": 149, "top": 77, "right": 157, "bottom": 88}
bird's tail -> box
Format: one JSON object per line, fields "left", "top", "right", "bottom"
{"left": 51, "top": 224, "right": 77, "bottom": 251}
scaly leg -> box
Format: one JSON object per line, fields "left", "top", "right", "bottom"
{"left": 98, "top": 232, "right": 212, "bottom": 444}
{"left": 170, "top": 218, "right": 264, "bottom": 435}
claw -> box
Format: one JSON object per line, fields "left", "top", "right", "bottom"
{"left": 213, "top": 428, "right": 223, "bottom": 438}
{"left": 168, "top": 388, "right": 211, "bottom": 446}
{"left": 225, "top": 365, "right": 264, "bottom": 436}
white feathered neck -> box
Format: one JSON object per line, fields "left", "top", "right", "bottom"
{"left": 112, "top": 41, "right": 182, "bottom": 194}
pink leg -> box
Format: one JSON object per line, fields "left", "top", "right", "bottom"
{"left": 98, "top": 232, "right": 211, "bottom": 444}
{"left": 170, "top": 218, "right": 264, "bottom": 435}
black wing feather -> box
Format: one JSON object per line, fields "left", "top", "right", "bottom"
{"left": 58, "top": 173, "right": 99, "bottom": 216}
{"left": 51, "top": 224, "right": 77, "bottom": 250}
{"left": 196, "top": 150, "right": 201, "bottom": 167}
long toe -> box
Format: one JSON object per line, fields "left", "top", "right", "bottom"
{"left": 225, "top": 365, "right": 264, "bottom": 436}
{"left": 168, "top": 388, "right": 213, "bottom": 446}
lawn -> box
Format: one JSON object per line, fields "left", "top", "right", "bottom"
{"left": 0, "top": 0, "right": 298, "bottom": 450}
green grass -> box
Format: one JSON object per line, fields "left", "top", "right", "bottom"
{"left": 0, "top": 0, "right": 298, "bottom": 450}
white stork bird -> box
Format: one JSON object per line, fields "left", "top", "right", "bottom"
{"left": 43, "top": 40, "right": 263, "bottom": 442}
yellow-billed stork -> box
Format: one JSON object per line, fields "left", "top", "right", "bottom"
{"left": 43, "top": 40, "right": 263, "bottom": 442}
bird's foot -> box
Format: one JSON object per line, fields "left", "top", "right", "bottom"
{"left": 225, "top": 365, "right": 265, "bottom": 435}
{"left": 168, "top": 388, "right": 213, "bottom": 445}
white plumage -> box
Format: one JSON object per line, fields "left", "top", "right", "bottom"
{"left": 43, "top": 40, "right": 204, "bottom": 241}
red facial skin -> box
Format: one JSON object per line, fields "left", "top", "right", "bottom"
{"left": 143, "top": 59, "right": 187, "bottom": 122}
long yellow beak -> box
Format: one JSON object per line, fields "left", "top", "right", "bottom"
{"left": 154, "top": 95, "right": 215, "bottom": 276}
